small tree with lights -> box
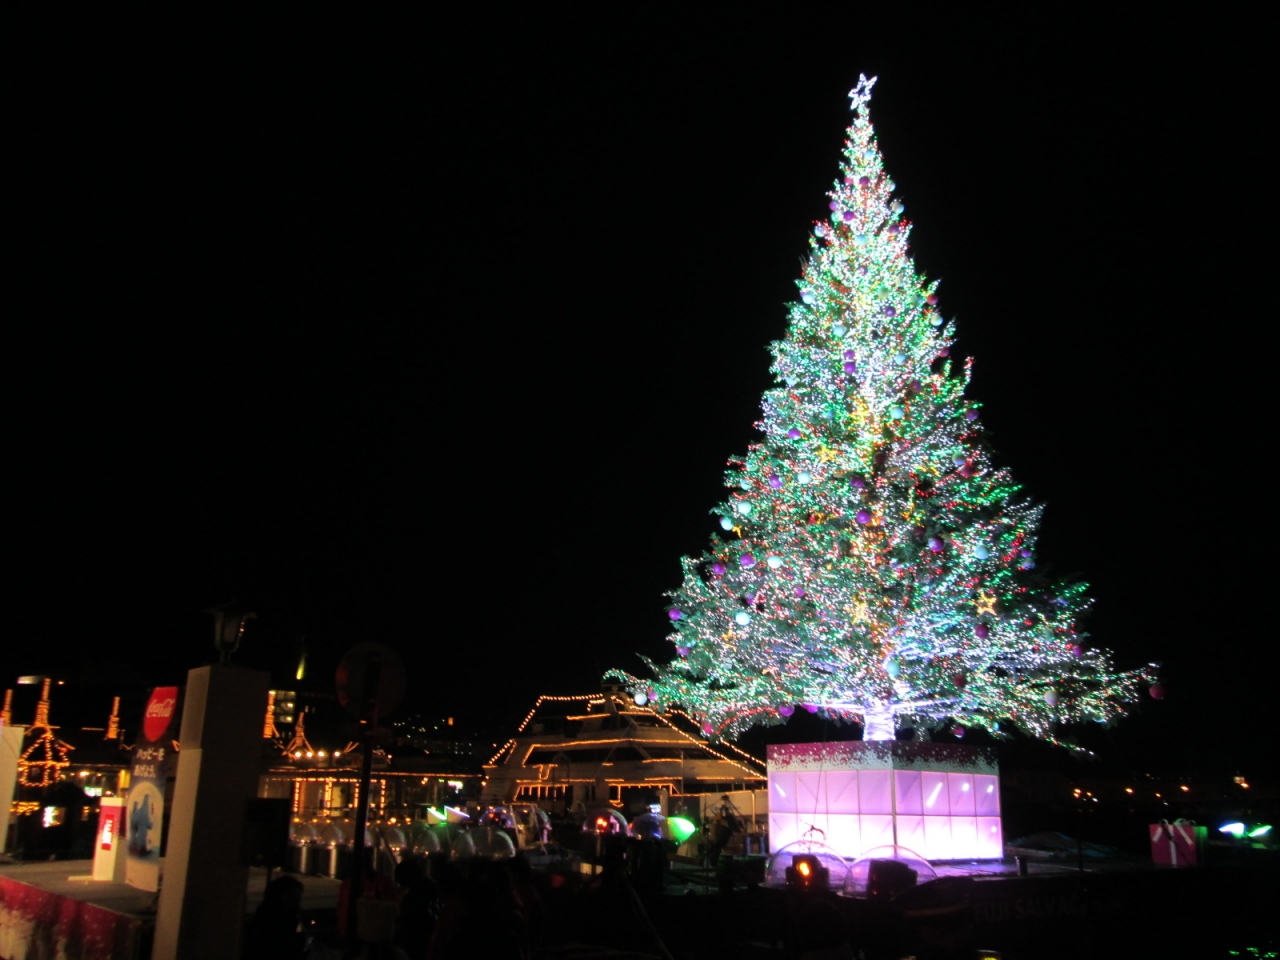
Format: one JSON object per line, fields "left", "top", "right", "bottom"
{"left": 611, "top": 77, "right": 1156, "bottom": 749}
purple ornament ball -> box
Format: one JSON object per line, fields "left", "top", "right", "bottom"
{"left": 794, "top": 587, "right": 806, "bottom": 598}
{"left": 828, "top": 200, "right": 839, "bottom": 211}
{"left": 1149, "top": 682, "right": 1165, "bottom": 701}
{"left": 779, "top": 705, "right": 795, "bottom": 717}
{"left": 952, "top": 725, "right": 965, "bottom": 738}
{"left": 855, "top": 509, "right": 872, "bottom": 525}
{"left": 668, "top": 609, "right": 683, "bottom": 621}
{"left": 843, "top": 349, "right": 856, "bottom": 360}
{"left": 803, "top": 703, "right": 819, "bottom": 714}
{"left": 740, "top": 554, "right": 756, "bottom": 568}
{"left": 769, "top": 475, "right": 783, "bottom": 489}
{"left": 676, "top": 646, "right": 690, "bottom": 657}
{"left": 850, "top": 477, "right": 865, "bottom": 489}
{"left": 884, "top": 305, "right": 896, "bottom": 317}
{"left": 787, "top": 428, "right": 802, "bottom": 439}
{"left": 702, "top": 722, "right": 714, "bottom": 736}
{"left": 974, "top": 622, "right": 989, "bottom": 640}
{"left": 938, "top": 346, "right": 950, "bottom": 358}
{"left": 842, "top": 210, "right": 855, "bottom": 221}
{"left": 888, "top": 224, "right": 900, "bottom": 235}
{"left": 843, "top": 361, "right": 857, "bottom": 373}
{"left": 1071, "top": 644, "right": 1084, "bottom": 658}
{"left": 858, "top": 176, "right": 870, "bottom": 186}
{"left": 928, "top": 536, "right": 944, "bottom": 553}
{"left": 710, "top": 562, "right": 726, "bottom": 576}
{"left": 1020, "top": 549, "right": 1032, "bottom": 558}
{"left": 966, "top": 409, "right": 979, "bottom": 421}
{"left": 926, "top": 293, "right": 939, "bottom": 305}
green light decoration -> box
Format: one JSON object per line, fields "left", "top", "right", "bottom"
{"left": 608, "top": 76, "right": 1157, "bottom": 748}
{"left": 667, "top": 817, "right": 698, "bottom": 843}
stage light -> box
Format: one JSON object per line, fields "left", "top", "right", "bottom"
{"left": 785, "top": 854, "right": 829, "bottom": 891}
{"left": 865, "top": 857, "right": 917, "bottom": 900}
{"left": 668, "top": 817, "right": 697, "bottom": 843}
{"left": 1219, "top": 822, "right": 1245, "bottom": 837}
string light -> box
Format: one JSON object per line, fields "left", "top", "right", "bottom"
{"left": 18, "top": 679, "right": 75, "bottom": 788}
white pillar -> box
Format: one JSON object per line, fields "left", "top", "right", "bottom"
{"left": 153, "top": 665, "right": 270, "bottom": 960}
{"left": 0, "top": 725, "right": 25, "bottom": 853}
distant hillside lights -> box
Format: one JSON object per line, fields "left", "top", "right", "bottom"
{"left": 394, "top": 713, "right": 479, "bottom": 757}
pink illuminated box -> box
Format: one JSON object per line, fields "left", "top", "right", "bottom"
{"left": 767, "top": 741, "right": 1002, "bottom": 861}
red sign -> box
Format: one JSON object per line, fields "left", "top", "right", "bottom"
{"left": 99, "top": 803, "right": 124, "bottom": 851}
{"left": 142, "top": 686, "right": 180, "bottom": 742}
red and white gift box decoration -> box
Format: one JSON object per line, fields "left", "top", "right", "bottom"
{"left": 1150, "top": 819, "right": 1203, "bottom": 867}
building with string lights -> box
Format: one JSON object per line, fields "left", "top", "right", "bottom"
{"left": 484, "top": 689, "right": 768, "bottom": 827}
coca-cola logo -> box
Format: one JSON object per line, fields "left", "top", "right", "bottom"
{"left": 143, "top": 687, "right": 180, "bottom": 742}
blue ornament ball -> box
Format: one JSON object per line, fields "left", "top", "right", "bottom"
{"left": 734, "top": 611, "right": 751, "bottom": 626}
{"left": 719, "top": 516, "right": 735, "bottom": 531}
{"left": 974, "top": 545, "right": 990, "bottom": 560}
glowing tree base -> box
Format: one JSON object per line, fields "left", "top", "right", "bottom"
{"left": 767, "top": 741, "right": 1003, "bottom": 861}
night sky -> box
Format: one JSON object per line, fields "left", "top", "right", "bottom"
{"left": 9, "top": 9, "right": 1274, "bottom": 776}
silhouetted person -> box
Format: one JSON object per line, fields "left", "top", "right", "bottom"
{"left": 394, "top": 855, "right": 440, "bottom": 960}
{"left": 508, "top": 855, "right": 544, "bottom": 953}
{"left": 339, "top": 846, "right": 400, "bottom": 941}
{"left": 426, "top": 861, "right": 528, "bottom": 960}
{"left": 243, "top": 874, "right": 306, "bottom": 960}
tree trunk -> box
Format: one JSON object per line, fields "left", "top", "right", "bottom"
{"left": 862, "top": 702, "right": 896, "bottom": 741}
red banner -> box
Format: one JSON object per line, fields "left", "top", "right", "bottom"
{"left": 0, "top": 874, "right": 147, "bottom": 960}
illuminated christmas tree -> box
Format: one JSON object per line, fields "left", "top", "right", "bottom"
{"left": 610, "top": 77, "right": 1156, "bottom": 748}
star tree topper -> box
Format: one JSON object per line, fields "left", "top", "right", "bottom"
{"left": 848, "top": 74, "right": 877, "bottom": 113}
